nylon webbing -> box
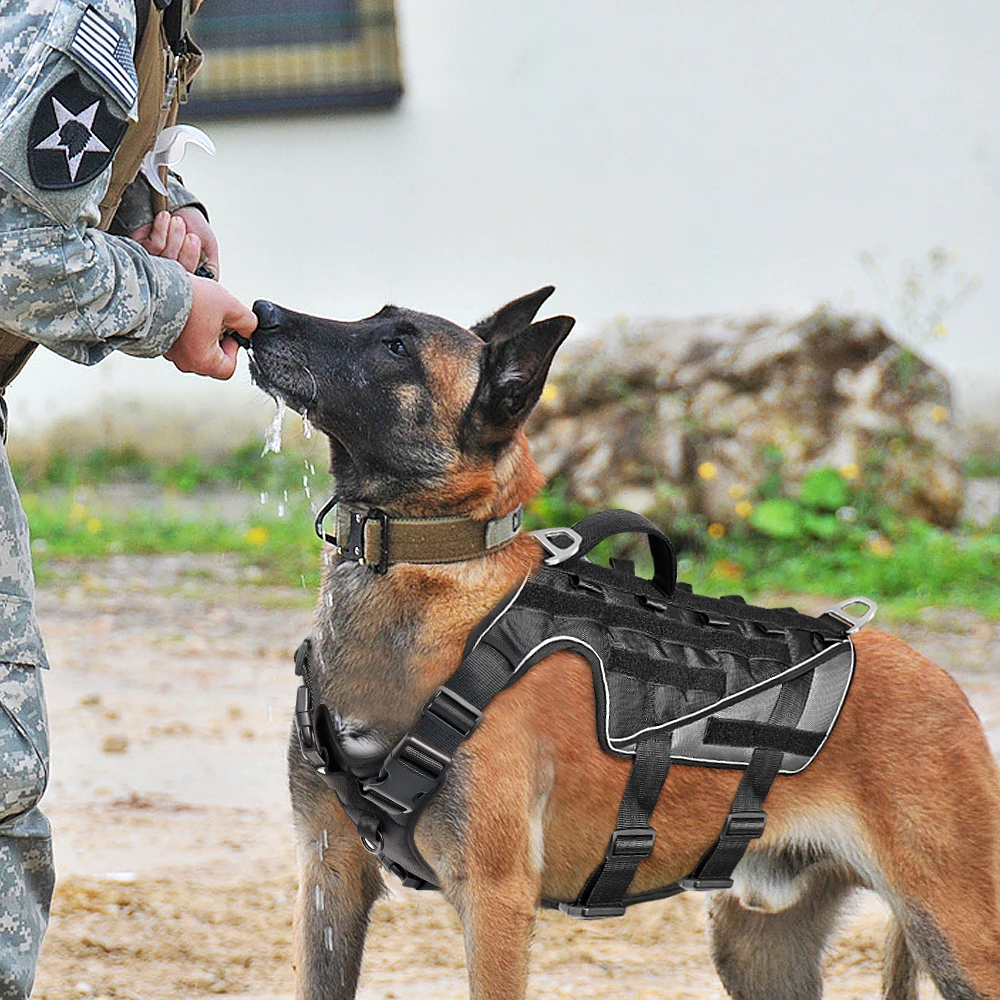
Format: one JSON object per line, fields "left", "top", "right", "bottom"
{"left": 683, "top": 638, "right": 816, "bottom": 888}
{"left": 565, "top": 732, "right": 672, "bottom": 916}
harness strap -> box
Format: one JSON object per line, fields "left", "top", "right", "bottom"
{"left": 560, "top": 733, "right": 673, "bottom": 918}
{"left": 533, "top": 509, "right": 677, "bottom": 595}
{"left": 680, "top": 633, "right": 816, "bottom": 890}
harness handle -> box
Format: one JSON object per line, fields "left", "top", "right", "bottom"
{"left": 568, "top": 509, "right": 677, "bottom": 596}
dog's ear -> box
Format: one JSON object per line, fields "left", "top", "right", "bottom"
{"left": 466, "top": 313, "right": 575, "bottom": 446}
{"left": 471, "top": 286, "right": 556, "bottom": 342}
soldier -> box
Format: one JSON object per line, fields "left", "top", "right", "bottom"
{"left": 0, "top": 0, "right": 257, "bottom": 995}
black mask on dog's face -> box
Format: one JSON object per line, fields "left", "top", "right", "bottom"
{"left": 248, "top": 290, "right": 573, "bottom": 505}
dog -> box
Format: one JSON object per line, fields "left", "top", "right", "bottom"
{"left": 248, "top": 287, "right": 1000, "bottom": 1000}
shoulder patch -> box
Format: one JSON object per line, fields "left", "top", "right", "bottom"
{"left": 70, "top": 5, "right": 139, "bottom": 111}
{"left": 27, "top": 73, "right": 128, "bottom": 191}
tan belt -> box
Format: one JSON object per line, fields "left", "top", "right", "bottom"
{"left": 316, "top": 501, "right": 525, "bottom": 573}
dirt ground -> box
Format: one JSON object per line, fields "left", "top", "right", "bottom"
{"left": 28, "top": 553, "right": 1000, "bottom": 999}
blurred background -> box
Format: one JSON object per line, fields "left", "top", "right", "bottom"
{"left": 7, "top": 0, "right": 1000, "bottom": 435}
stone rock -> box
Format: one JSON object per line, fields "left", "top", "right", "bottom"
{"left": 526, "top": 306, "right": 965, "bottom": 528}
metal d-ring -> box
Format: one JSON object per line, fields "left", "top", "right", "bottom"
{"left": 823, "top": 596, "right": 878, "bottom": 634}
{"left": 360, "top": 828, "right": 383, "bottom": 855}
{"left": 531, "top": 526, "right": 584, "bottom": 566}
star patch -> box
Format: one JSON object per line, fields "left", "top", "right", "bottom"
{"left": 27, "top": 73, "right": 127, "bottom": 190}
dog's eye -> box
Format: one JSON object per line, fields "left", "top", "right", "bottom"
{"left": 383, "top": 337, "right": 409, "bottom": 358}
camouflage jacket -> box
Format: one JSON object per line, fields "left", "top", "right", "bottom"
{"left": 0, "top": 0, "right": 197, "bottom": 366}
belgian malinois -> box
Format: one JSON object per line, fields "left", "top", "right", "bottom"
{"left": 248, "top": 288, "right": 1000, "bottom": 1000}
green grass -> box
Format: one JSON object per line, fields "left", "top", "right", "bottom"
{"left": 22, "top": 490, "right": 323, "bottom": 590}
{"left": 15, "top": 444, "right": 1000, "bottom": 619}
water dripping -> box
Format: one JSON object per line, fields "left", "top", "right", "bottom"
{"left": 324, "top": 926, "right": 334, "bottom": 952}
{"left": 262, "top": 398, "right": 287, "bottom": 456}
{"left": 314, "top": 885, "right": 324, "bottom": 912}
{"left": 301, "top": 412, "right": 314, "bottom": 439}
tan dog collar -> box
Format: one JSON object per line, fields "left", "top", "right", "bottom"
{"left": 315, "top": 500, "right": 524, "bottom": 573}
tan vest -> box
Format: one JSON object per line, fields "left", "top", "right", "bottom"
{"left": 0, "top": 1, "right": 203, "bottom": 390}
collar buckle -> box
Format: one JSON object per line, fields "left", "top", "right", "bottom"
{"left": 314, "top": 501, "right": 391, "bottom": 574}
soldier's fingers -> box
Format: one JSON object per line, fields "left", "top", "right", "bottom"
{"left": 145, "top": 211, "right": 172, "bottom": 256}
{"left": 177, "top": 233, "right": 202, "bottom": 274}
{"left": 163, "top": 215, "right": 188, "bottom": 261}
{"left": 128, "top": 222, "right": 153, "bottom": 243}
{"left": 223, "top": 301, "right": 258, "bottom": 338}
{"left": 201, "top": 340, "right": 238, "bottom": 380}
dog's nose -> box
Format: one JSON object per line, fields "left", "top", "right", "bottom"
{"left": 253, "top": 300, "right": 284, "bottom": 331}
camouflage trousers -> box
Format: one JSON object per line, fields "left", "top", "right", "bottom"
{"left": 0, "top": 420, "right": 54, "bottom": 1000}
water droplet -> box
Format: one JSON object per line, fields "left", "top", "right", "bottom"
{"left": 325, "top": 592, "right": 333, "bottom": 607}
{"left": 262, "top": 398, "right": 287, "bottom": 456}
{"left": 314, "top": 885, "right": 324, "bottom": 911}
{"left": 302, "top": 413, "right": 314, "bottom": 439}
{"left": 323, "top": 829, "right": 329, "bottom": 848}
{"left": 259, "top": 491, "right": 268, "bottom": 506}
{"left": 324, "top": 925, "right": 334, "bottom": 951}
{"left": 277, "top": 503, "right": 286, "bottom": 518}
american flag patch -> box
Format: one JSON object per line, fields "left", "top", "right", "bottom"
{"left": 70, "top": 6, "right": 139, "bottom": 111}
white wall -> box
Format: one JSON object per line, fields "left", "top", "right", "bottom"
{"left": 9, "top": 0, "right": 1000, "bottom": 437}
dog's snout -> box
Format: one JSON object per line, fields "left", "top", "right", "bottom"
{"left": 253, "top": 300, "right": 284, "bottom": 331}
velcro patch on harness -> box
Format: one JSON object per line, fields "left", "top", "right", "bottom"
{"left": 481, "top": 558, "right": 856, "bottom": 775}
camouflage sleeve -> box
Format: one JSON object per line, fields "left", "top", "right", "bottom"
{"left": 0, "top": 0, "right": 193, "bottom": 365}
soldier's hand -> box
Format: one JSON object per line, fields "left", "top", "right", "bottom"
{"left": 166, "top": 276, "right": 257, "bottom": 380}
{"left": 174, "top": 206, "right": 220, "bottom": 278}
{"left": 130, "top": 210, "right": 205, "bottom": 274}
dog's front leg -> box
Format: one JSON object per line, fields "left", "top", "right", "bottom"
{"left": 440, "top": 757, "right": 543, "bottom": 1000}
{"left": 291, "top": 764, "right": 384, "bottom": 1000}
{"left": 454, "top": 867, "right": 539, "bottom": 1000}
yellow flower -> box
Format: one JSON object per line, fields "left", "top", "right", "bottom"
{"left": 728, "top": 484, "right": 746, "bottom": 499}
{"left": 697, "top": 462, "right": 717, "bottom": 480}
{"left": 707, "top": 522, "right": 725, "bottom": 539}
{"left": 713, "top": 559, "right": 743, "bottom": 580}
{"left": 734, "top": 500, "right": 753, "bottom": 518}
{"left": 930, "top": 405, "right": 949, "bottom": 424}
{"left": 840, "top": 462, "right": 860, "bottom": 481}
{"left": 85, "top": 518, "right": 102, "bottom": 534}
{"left": 245, "top": 525, "right": 269, "bottom": 546}
{"left": 866, "top": 535, "right": 894, "bottom": 558}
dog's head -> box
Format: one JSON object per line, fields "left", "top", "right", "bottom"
{"left": 248, "top": 287, "right": 574, "bottom": 510}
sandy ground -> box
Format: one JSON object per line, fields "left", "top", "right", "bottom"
{"left": 26, "top": 554, "right": 1000, "bottom": 999}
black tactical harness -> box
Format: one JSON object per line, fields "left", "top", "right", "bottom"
{"left": 293, "top": 509, "right": 873, "bottom": 918}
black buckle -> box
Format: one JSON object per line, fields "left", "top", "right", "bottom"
{"left": 722, "top": 810, "right": 767, "bottom": 840}
{"left": 606, "top": 827, "right": 656, "bottom": 860}
{"left": 679, "top": 876, "right": 735, "bottom": 891}
{"left": 294, "top": 685, "right": 328, "bottom": 770}
{"left": 422, "top": 686, "right": 482, "bottom": 739}
{"left": 314, "top": 503, "right": 391, "bottom": 574}
{"left": 384, "top": 860, "right": 435, "bottom": 891}
{"left": 361, "top": 735, "right": 451, "bottom": 816}
{"left": 558, "top": 902, "right": 626, "bottom": 919}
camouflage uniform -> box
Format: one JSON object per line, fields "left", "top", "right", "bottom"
{"left": 0, "top": 1, "right": 200, "bottom": 994}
